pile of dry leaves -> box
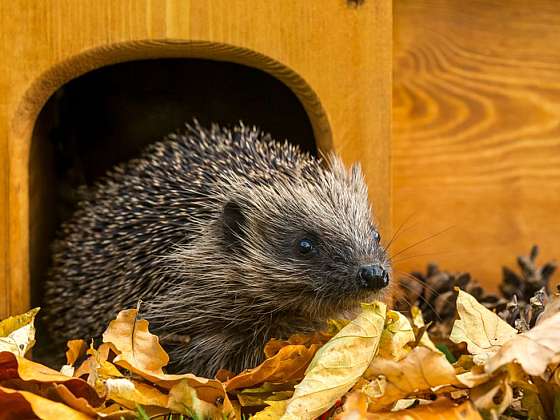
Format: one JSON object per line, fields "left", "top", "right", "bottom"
{"left": 1, "top": 251, "right": 560, "bottom": 419}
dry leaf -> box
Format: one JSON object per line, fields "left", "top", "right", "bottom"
{"left": 226, "top": 344, "right": 319, "bottom": 392}
{"left": 104, "top": 377, "right": 168, "bottom": 409}
{"left": 102, "top": 309, "right": 169, "bottom": 375}
{"left": 373, "top": 399, "right": 482, "bottom": 420}
{"left": 363, "top": 346, "right": 461, "bottom": 410}
{"left": 52, "top": 383, "right": 100, "bottom": 417}
{"left": 378, "top": 310, "right": 415, "bottom": 361}
{"left": 450, "top": 290, "right": 517, "bottom": 362}
{"left": 281, "top": 302, "right": 386, "bottom": 420}
{"left": 0, "top": 308, "right": 40, "bottom": 356}
{"left": 0, "top": 385, "right": 93, "bottom": 419}
{"left": 252, "top": 400, "right": 289, "bottom": 419}
{"left": 469, "top": 371, "right": 513, "bottom": 416}
{"left": 334, "top": 391, "right": 375, "bottom": 419}
{"left": 263, "top": 332, "right": 331, "bottom": 359}
{"left": 101, "top": 309, "right": 233, "bottom": 415}
{"left": 168, "top": 379, "right": 224, "bottom": 419}
{"left": 410, "top": 307, "right": 440, "bottom": 353}
{"left": 485, "top": 311, "right": 560, "bottom": 376}
{"left": 66, "top": 339, "right": 87, "bottom": 366}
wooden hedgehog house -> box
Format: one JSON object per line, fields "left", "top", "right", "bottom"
{"left": 0, "top": 1, "right": 392, "bottom": 318}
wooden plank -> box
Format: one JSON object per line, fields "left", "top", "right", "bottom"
{"left": 393, "top": 0, "right": 560, "bottom": 287}
{"left": 0, "top": 0, "right": 392, "bottom": 317}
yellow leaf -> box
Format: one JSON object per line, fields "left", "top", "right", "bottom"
{"left": 0, "top": 308, "right": 40, "bottom": 356}
{"left": 378, "top": 310, "right": 415, "bottom": 361}
{"left": 101, "top": 309, "right": 231, "bottom": 412}
{"left": 485, "top": 311, "right": 560, "bottom": 376}
{"left": 66, "top": 339, "right": 87, "bottom": 366}
{"left": 252, "top": 400, "right": 289, "bottom": 420}
{"left": 410, "top": 307, "right": 440, "bottom": 353}
{"left": 281, "top": 302, "right": 386, "bottom": 420}
{"left": 0, "top": 385, "right": 93, "bottom": 419}
{"left": 105, "top": 377, "right": 168, "bottom": 409}
{"left": 362, "top": 347, "right": 461, "bottom": 410}
{"left": 450, "top": 290, "right": 517, "bottom": 361}
{"left": 168, "top": 379, "right": 223, "bottom": 419}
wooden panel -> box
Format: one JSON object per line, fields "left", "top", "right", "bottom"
{"left": 0, "top": 0, "right": 392, "bottom": 317}
{"left": 393, "top": 0, "right": 560, "bottom": 287}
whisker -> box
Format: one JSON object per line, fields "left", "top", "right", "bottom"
{"left": 390, "top": 226, "right": 455, "bottom": 260}
{"left": 391, "top": 250, "right": 454, "bottom": 264}
{"left": 384, "top": 212, "right": 417, "bottom": 251}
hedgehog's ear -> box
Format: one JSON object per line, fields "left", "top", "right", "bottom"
{"left": 223, "top": 200, "right": 247, "bottom": 245}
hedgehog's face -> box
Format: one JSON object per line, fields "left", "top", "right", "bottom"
{"left": 222, "top": 158, "right": 391, "bottom": 318}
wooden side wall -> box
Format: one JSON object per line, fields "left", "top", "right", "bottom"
{"left": 392, "top": 0, "right": 560, "bottom": 286}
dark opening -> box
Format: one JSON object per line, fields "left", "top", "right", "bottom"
{"left": 29, "top": 58, "right": 316, "bottom": 310}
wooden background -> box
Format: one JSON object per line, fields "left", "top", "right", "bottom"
{"left": 0, "top": 0, "right": 392, "bottom": 318}
{"left": 392, "top": 0, "right": 560, "bottom": 287}
{"left": 2, "top": 0, "right": 560, "bottom": 317}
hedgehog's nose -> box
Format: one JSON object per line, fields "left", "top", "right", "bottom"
{"left": 358, "top": 264, "right": 389, "bottom": 290}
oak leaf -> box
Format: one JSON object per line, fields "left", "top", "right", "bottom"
{"left": 362, "top": 346, "right": 461, "bottom": 410}
{"left": 485, "top": 311, "right": 560, "bottom": 376}
{"left": 450, "top": 290, "right": 517, "bottom": 363}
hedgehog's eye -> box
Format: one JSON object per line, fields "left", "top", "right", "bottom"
{"left": 298, "top": 239, "right": 314, "bottom": 255}
{"left": 373, "top": 231, "right": 381, "bottom": 243}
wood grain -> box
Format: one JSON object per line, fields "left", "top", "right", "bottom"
{"left": 0, "top": 1, "right": 392, "bottom": 317}
{"left": 392, "top": 0, "right": 560, "bottom": 287}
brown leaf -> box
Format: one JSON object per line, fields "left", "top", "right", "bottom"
{"left": 485, "top": 311, "right": 560, "bottom": 376}
{"left": 372, "top": 399, "right": 482, "bottom": 420}
{"left": 53, "top": 383, "right": 99, "bottom": 416}
{"left": 66, "top": 339, "right": 87, "bottom": 366}
{"left": 226, "top": 344, "right": 319, "bottom": 392}
{"left": 263, "top": 332, "right": 330, "bottom": 359}
{"left": 101, "top": 309, "right": 233, "bottom": 415}
{"left": 0, "top": 351, "right": 104, "bottom": 415}
{"left": 334, "top": 391, "right": 374, "bottom": 419}
{"left": 102, "top": 309, "right": 169, "bottom": 375}
{"left": 0, "top": 385, "right": 93, "bottom": 419}
{"left": 362, "top": 347, "right": 461, "bottom": 410}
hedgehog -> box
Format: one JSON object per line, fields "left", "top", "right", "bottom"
{"left": 44, "top": 122, "right": 391, "bottom": 377}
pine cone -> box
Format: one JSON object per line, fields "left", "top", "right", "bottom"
{"left": 394, "top": 264, "right": 505, "bottom": 339}
{"left": 497, "top": 246, "right": 556, "bottom": 331}
{"left": 395, "top": 245, "right": 557, "bottom": 335}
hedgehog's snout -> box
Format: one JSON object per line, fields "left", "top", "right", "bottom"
{"left": 357, "top": 264, "right": 390, "bottom": 290}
